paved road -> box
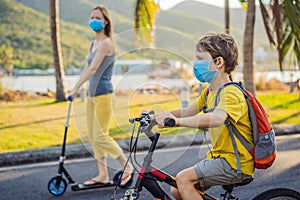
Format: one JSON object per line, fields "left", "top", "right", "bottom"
{"left": 0, "top": 134, "right": 300, "bottom": 200}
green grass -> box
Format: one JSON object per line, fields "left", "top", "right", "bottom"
{"left": 257, "top": 92, "right": 300, "bottom": 124}
{"left": 0, "top": 92, "right": 299, "bottom": 152}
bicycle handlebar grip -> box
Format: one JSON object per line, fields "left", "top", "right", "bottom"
{"left": 67, "top": 95, "right": 73, "bottom": 102}
{"left": 164, "top": 118, "right": 175, "bottom": 127}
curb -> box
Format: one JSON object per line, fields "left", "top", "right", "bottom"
{"left": 0, "top": 124, "right": 299, "bottom": 168}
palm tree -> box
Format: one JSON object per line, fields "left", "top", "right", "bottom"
{"left": 242, "top": 0, "right": 256, "bottom": 94}
{"left": 259, "top": 0, "right": 300, "bottom": 71}
{"left": 241, "top": 0, "right": 300, "bottom": 95}
{"left": 225, "top": 0, "right": 230, "bottom": 34}
{"left": 49, "top": 0, "right": 66, "bottom": 102}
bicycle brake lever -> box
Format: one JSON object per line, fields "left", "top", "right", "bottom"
{"left": 148, "top": 110, "right": 155, "bottom": 115}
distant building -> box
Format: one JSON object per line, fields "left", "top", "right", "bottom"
{"left": 114, "top": 59, "right": 154, "bottom": 75}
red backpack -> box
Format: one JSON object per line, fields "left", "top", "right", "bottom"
{"left": 204, "top": 82, "right": 276, "bottom": 171}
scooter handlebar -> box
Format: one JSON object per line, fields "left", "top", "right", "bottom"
{"left": 67, "top": 95, "right": 73, "bottom": 102}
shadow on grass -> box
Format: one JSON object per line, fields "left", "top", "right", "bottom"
{"left": 273, "top": 111, "right": 300, "bottom": 124}
{"left": 6, "top": 99, "right": 62, "bottom": 109}
{"left": 0, "top": 111, "right": 86, "bottom": 130}
{"left": 271, "top": 99, "right": 300, "bottom": 109}
{"left": 0, "top": 116, "right": 65, "bottom": 130}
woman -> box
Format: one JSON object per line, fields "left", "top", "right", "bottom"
{"left": 69, "top": 5, "right": 133, "bottom": 186}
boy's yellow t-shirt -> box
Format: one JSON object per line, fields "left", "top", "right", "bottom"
{"left": 195, "top": 86, "right": 255, "bottom": 176}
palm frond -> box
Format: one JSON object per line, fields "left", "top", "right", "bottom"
{"left": 259, "top": 0, "right": 275, "bottom": 45}
{"left": 294, "top": 41, "right": 300, "bottom": 63}
{"left": 281, "top": 25, "right": 293, "bottom": 58}
{"left": 283, "top": 0, "right": 300, "bottom": 65}
{"left": 134, "top": 0, "right": 160, "bottom": 47}
{"left": 283, "top": 0, "right": 300, "bottom": 34}
{"left": 239, "top": 0, "right": 248, "bottom": 11}
{"left": 271, "top": 0, "right": 284, "bottom": 71}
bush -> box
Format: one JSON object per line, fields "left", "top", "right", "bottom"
{"left": 256, "top": 77, "right": 288, "bottom": 91}
{"left": 0, "top": 83, "right": 50, "bottom": 102}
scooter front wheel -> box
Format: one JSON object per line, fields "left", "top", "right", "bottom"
{"left": 113, "top": 170, "right": 134, "bottom": 189}
{"left": 48, "top": 176, "right": 67, "bottom": 196}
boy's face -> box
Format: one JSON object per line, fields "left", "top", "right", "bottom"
{"left": 193, "top": 50, "right": 220, "bottom": 84}
{"left": 194, "top": 50, "right": 217, "bottom": 70}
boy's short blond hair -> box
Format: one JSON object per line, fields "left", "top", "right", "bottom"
{"left": 196, "top": 32, "right": 239, "bottom": 74}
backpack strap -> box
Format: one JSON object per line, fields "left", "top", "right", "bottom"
{"left": 214, "top": 82, "right": 244, "bottom": 106}
{"left": 225, "top": 118, "right": 253, "bottom": 174}
{"left": 202, "top": 87, "right": 214, "bottom": 113}
{"left": 228, "top": 122, "right": 252, "bottom": 151}
{"left": 225, "top": 119, "right": 242, "bottom": 174}
{"left": 217, "top": 82, "right": 258, "bottom": 143}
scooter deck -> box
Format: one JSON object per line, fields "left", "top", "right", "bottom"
{"left": 71, "top": 181, "right": 116, "bottom": 191}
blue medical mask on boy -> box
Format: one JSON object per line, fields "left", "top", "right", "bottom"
{"left": 88, "top": 19, "right": 104, "bottom": 32}
{"left": 193, "top": 60, "right": 217, "bottom": 83}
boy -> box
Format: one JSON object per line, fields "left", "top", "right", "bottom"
{"left": 154, "top": 32, "right": 254, "bottom": 200}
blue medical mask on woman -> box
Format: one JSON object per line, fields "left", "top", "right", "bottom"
{"left": 88, "top": 19, "right": 104, "bottom": 32}
{"left": 193, "top": 60, "right": 217, "bottom": 83}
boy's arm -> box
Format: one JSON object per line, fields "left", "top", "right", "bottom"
{"left": 170, "top": 103, "right": 201, "bottom": 118}
{"left": 155, "top": 103, "right": 228, "bottom": 128}
{"left": 177, "top": 109, "right": 227, "bottom": 129}
{"left": 154, "top": 104, "right": 200, "bottom": 128}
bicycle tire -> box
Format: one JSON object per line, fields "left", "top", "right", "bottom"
{"left": 252, "top": 188, "right": 300, "bottom": 200}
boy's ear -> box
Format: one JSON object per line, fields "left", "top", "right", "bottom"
{"left": 215, "top": 57, "right": 224, "bottom": 69}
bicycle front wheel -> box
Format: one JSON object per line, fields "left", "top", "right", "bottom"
{"left": 253, "top": 188, "right": 300, "bottom": 200}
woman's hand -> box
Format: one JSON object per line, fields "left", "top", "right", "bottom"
{"left": 67, "top": 88, "right": 78, "bottom": 100}
{"left": 154, "top": 112, "right": 177, "bottom": 128}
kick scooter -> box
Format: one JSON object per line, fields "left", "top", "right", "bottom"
{"left": 47, "top": 96, "right": 133, "bottom": 196}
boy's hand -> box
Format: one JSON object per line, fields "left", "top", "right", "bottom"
{"left": 154, "top": 112, "right": 177, "bottom": 128}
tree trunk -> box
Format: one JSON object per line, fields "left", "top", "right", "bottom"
{"left": 49, "top": 0, "right": 66, "bottom": 101}
{"left": 225, "top": 0, "right": 233, "bottom": 81}
{"left": 225, "top": 0, "right": 230, "bottom": 34}
{"left": 243, "top": 0, "right": 256, "bottom": 95}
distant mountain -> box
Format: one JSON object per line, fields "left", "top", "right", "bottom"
{"left": 15, "top": 0, "right": 134, "bottom": 32}
{"left": 0, "top": 0, "right": 92, "bottom": 69}
{"left": 167, "top": 0, "right": 268, "bottom": 42}
{"left": 1, "top": 0, "right": 270, "bottom": 70}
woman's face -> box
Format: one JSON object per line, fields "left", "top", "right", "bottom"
{"left": 90, "top": 9, "right": 105, "bottom": 22}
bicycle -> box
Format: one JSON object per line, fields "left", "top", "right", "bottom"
{"left": 116, "top": 110, "right": 300, "bottom": 200}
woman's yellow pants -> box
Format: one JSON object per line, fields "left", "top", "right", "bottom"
{"left": 86, "top": 94, "right": 122, "bottom": 159}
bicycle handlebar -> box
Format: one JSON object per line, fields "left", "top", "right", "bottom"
{"left": 129, "top": 111, "right": 175, "bottom": 138}
{"left": 164, "top": 118, "right": 175, "bottom": 127}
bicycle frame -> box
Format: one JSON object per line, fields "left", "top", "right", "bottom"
{"left": 122, "top": 116, "right": 219, "bottom": 200}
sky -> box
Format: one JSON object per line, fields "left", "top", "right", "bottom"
{"left": 158, "top": 0, "right": 244, "bottom": 10}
